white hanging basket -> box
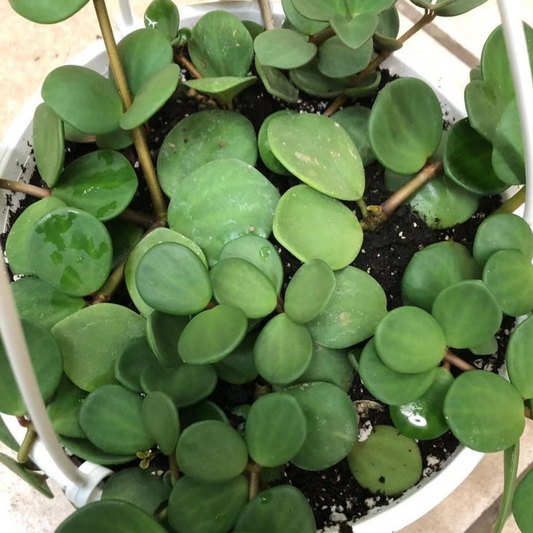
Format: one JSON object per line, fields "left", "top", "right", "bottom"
{"left": 0, "top": 1, "right": 530, "bottom": 532}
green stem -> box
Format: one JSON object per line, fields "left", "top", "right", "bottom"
{"left": 356, "top": 198, "right": 368, "bottom": 218}
{"left": 492, "top": 188, "right": 526, "bottom": 216}
{"left": 169, "top": 453, "right": 180, "bottom": 484}
{"left": 492, "top": 442, "right": 520, "bottom": 533}
{"left": 17, "top": 423, "right": 37, "bottom": 463}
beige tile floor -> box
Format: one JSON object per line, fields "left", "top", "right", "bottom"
{"left": 1, "top": 1, "right": 533, "bottom": 532}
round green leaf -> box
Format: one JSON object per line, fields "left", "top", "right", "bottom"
{"left": 291, "top": 344, "right": 354, "bottom": 392}
{"left": 147, "top": 312, "right": 189, "bottom": 367}
{"left": 443, "top": 370, "right": 525, "bottom": 453}
{"left": 255, "top": 29, "right": 317, "bottom": 70}
{"left": 348, "top": 425, "right": 422, "bottom": 496}
{"left": 0, "top": 453, "right": 52, "bottom": 499}
{"left": 120, "top": 64, "right": 180, "bottom": 131}
{"left": 158, "top": 109, "right": 257, "bottom": 198}
{"left": 181, "top": 400, "right": 229, "bottom": 429}
{"left": 432, "top": 280, "right": 502, "bottom": 349}
{"left": 390, "top": 368, "right": 454, "bottom": 440}
{"left": 211, "top": 258, "right": 277, "bottom": 319}
{"left": 114, "top": 28, "right": 173, "bottom": 96}
{"left": 348, "top": 0, "right": 397, "bottom": 15}
{"left": 102, "top": 467, "right": 171, "bottom": 516}
{"left": 256, "top": 59, "right": 300, "bottom": 104}
{"left": 0, "top": 318, "right": 62, "bottom": 416}
{"left": 273, "top": 185, "right": 363, "bottom": 270}
{"left": 235, "top": 485, "right": 316, "bottom": 533}
{"left": 214, "top": 330, "right": 259, "bottom": 385}
{"left": 471, "top": 336, "right": 498, "bottom": 356}
{"left": 144, "top": 0, "right": 180, "bottom": 41}
{"left": 0, "top": 417, "right": 20, "bottom": 452}
{"left": 28, "top": 207, "right": 112, "bottom": 297}
{"left": 290, "top": 59, "right": 350, "bottom": 98}
{"left": 345, "top": 70, "right": 382, "bottom": 97}
{"left": 185, "top": 77, "right": 256, "bottom": 108}
{"left": 483, "top": 250, "right": 533, "bottom": 317}
{"left": 169, "top": 476, "right": 248, "bottom": 533}
{"left": 177, "top": 420, "right": 248, "bottom": 482}
{"left": 444, "top": 118, "right": 507, "bottom": 195}
{"left": 12, "top": 276, "right": 85, "bottom": 330}
{"left": 141, "top": 360, "right": 218, "bottom": 408}
{"left": 285, "top": 381, "right": 358, "bottom": 470}
{"left": 53, "top": 150, "right": 138, "bottom": 221}
{"left": 437, "top": 0, "right": 490, "bottom": 16}
{"left": 6, "top": 196, "right": 66, "bottom": 275}
{"left": 61, "top": 436, "right": 136, "bottom": 465}
{"left": 80, "top": 384, "right": 154, "bottom": 455}
{"left": 242, "top": 20, "right": 265, "bottom": 40}
{"left": 514, "top": 467, "right": 533, "bottom": 533}
{"left": 474, "top": 214, "right": 533, "bottom": 268}
{"left": 142, "top": 391, "right": 180, "bottom": 455}
{"left": 285, "top": 259, "right": 336, "bottom": 324}
{"left": 189, "top": 11, "right": 253, "bottom": 78}
{"left": 42, "top": 66, "right": 122, "bottom": 135}
{"left": 258, "top": 110, "right": 296, "bottom": 176}
{"left": 332, "top": 106, "right": 375, "bottom": 167}
{"left": 318, "top": 37, "right": 373, "bottom": 78}
{"left": 268, "top": 113, "right": 365, "bottom": 201}
{"left": 359, "top": 339, "right": 437, "bottom": 406}
{"left": 308, "top": 266, "right": 388, "bottom": 349}
{"left": 369, "top": 77, "right": 443, "bottom": 174}
{"left": 506, "top": 315, "right": 533, "bottom": 399}
{"left": 47, "top": 376, "right": 88, "bottom": 438}
{"left": 219, "top": 235, "right": 284, "bottom": 294}
{"left": 281, "top": 0, "right": 328, "bottom": 34}
{"left": 33, "top": 103, "right": 64, "bottom": 187}
{"left": 106, "top": 219, "right": 143, "bottom": 270}
{"left": 375, "top": 307, "right": 446, "bottom": 374}
{"left": 374, "top": 6, "right": 401, "bottom": 51}
{"left": 246, "top": 393, "right": 306, "bottom": 467}
{"left": 331, "top": 12, "right": 378, "bottom": 49}
{"left": 178, "top": 305, "right": 248, "bottom": 364}
{"left": 253, "top": 313, "right": 313, "bottom": 385}
{"left": 291, "top": 0, "right": 346, "bottom": 21}
{"left": 136, "top": 242, "right": 212, "bottom": 316}
{"left": 52, "top": 303, "right": 146, "bottom": 392}
{"left": 402, "top": 242, "right": 481, "bottom": 312}
{"left": 9, "top": 0, "right": 90, "bottom": 24}
{"left": 55, "top": 501, "right": 168, "bottom": 533}
{"left": 115, "top": 338, "right": 155, "bottom": 393}
{"left": 96, "top": 128, "right": 133, "bottom": 151}
{"left": 168, "top": 159, "right": 279, "bottom": 266}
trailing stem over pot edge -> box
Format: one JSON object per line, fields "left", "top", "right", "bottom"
{"left": 3, "top": 0, "right": 533, "bottom": 532}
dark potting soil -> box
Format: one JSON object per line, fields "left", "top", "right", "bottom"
{"left": 2, "top": 66, "right": 514, "bottom": 531}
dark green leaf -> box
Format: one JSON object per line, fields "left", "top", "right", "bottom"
{"left": 0, "top": 453, "right": 53, "bottom": 498}
{"left": 255, "top": 29, "right": 317, "bottom": 70}
{"left": 9, "top": 0, "right": 90, "bottom": 24}
{"left": 290, "top": 59, "right": 350, "bottom": 98}
{"left": 331, "top": 12, "right": 378, "bottom": 49}
{"left": 106, "top": 219, "right": 143, "bottom": 270}
{"left": 33, "top": 103, "right": 64, "bottom": 187}
{"left": 506, "top": 315, "right": 533, "bottom": 399}
{"left": 493, "top": 442, "right": 520, "bottom": 533}
{"left": 147, "top": 312, "right": 189, "bottom": 367}
{"left": 281, "top": 0, "right": 329, "bottom": 34}
{"left": 318, "top": 37, "right": 373, "bottom": 78}
{"left": 144, "top": 0, "right": 180, "bottom": 41}
{"left": 184, "top": 77, "right": 257, "bottom": 108}
{"left": 142, "top": 391, "right": 180, "bottom": 455}
{"left": 291, "top": 0, "right": 346, "bottom": 21}
{"left": 181, "top": 401, "right": 229, "bottom": 429}
{"left": 256, "top": 59, "right": 300, "bottom": 104}
{"left": 47, "top": 376, "right": 87, "bottom": 438}
{"left": 258, "top": 110, "right": 295, "bottom": 176}
{"left": 513, "top": 464, "right": 533, "bottom": 532}
{"left": 115, "top": 338, "right": 156, "bottom": 393}
{"left": 61, "top": 436, "right": 136, "bottom": 465}
{"left": 0, "top": 417, "right": 20, "bottom": 452}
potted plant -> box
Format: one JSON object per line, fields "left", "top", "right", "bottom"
{"left": 1, "top": 0, "right": 533, "bottom": 532}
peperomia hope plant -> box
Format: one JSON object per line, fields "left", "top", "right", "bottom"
{"left": 2, "top": 0, "right": 533, "bottom": 532}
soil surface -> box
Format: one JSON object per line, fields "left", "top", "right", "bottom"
{"left": 2, "top": 66, "right": 513, "bottom": 531}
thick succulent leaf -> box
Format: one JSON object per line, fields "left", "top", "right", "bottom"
{"left": 184, "top": 76, "right": 257, "bottom": 109}
{"left": 168, "top": 159, "right": 279, "bottom": 266}
{"left": 256, "top": 59, "right": 300, "bottom": 104}
{"left": 157, "top": 109, "right": 257, "bottom": 198}
{"left": 0, "top": 318, "right": 62, "bottom": 416}
{"left": 255, "top": 29, "right": 317, "bottom": 70}
{"left": 506, "top": 315, "right": 533, "bottom": 399}
{"left": 142, "top": 391, "right": 180, "bottom": 455}
{"left": 331, "top": 12, "right": 378, "bottom": 49}
{"left": 214, "top": 331, "right": 259, "bottom": 385}
{"left": 242, "top": 20, "right": 265, "bottom": 40}
{"left": 470, "top": 336, "right": 498, "bottom": 356}
{"left": 308, "top": 267, "right": 388, "bottom": 349}
{"left": 374, "top": 7, "right": 401, "bottom": 51}
{"left": 344, "top": 70, "right": 382, "bottom": 97}
{"left": 47, "top": 376, "right": 87, "bottom": 438}
{"left": 96, "top": 128, "right": 133, "bottom": 151}
{"left": 258, "top": 110, "right": 295, "bottom": 175}
{"left": 189, "top": 11, "right": 253, "bottom": 77}
{"left": 273, "top": 185, "right": 363, "bottom": 270}
{"left": 435, "top": 0, "right": 489, "bottom": 16}
{"left": 106, "top": 219, "right": 143, "bottom": 270}
{"left": 0, "top": 453, "right": 53, "bottom": 498}
{"left": 147, "top": 312, "right": 189, "bottom": 367}
{"left": 514, "top": 465, "right": 533, "bottom": 532}
{"left": 181, "top": 400, "right": 229, "bottom": 428}
{"left": 144, "top": 0, "right": 180, "bottom": 41}
{"left": 177, "top": 420, "right": 248, "bottom": 482}
{"left": 348, "top": 426, "right": 422, "bottom": 496}
{"left": 115, "top": 338, "right": 156, "bottom": 393}
{"left": 52, "top": 304, "right": 146, "bottom": 392}
{"left": 42, "top": 66, "right": 122, "bottom": 135}
{"left": 61, "top": 436, "right": 136, "bottom": 465}
{"left": 443, "top": 371, "right": 524, "bottom": 453}
{"left": 28, "top": 207, "right": 113, "bottom": 297}
{"left": 369, "top": 77, "right": 443, "bottom": 174}
{"left": 291, "top": 0, "right": 347, "bottom": 21}
{"left": 347, "top": 0, "right": 397, "bottom": 15}
{"left": 0, "top": 417, "right": 20, "bottom": 452}
{"left": 33, "top": 103, "right": 64, "bottom": 187}
{"left": 318, "top": 37, "right": 373, "bottom": 78}
{"left": 53, "top": 150, "right": 138, "bottom": 221}
{"left": 290, "top": 59, "right": 351, "bottom": 98}
{"left": 8, "top": 0, "right": 89, "bottom": 24}
{"left": 281, "top": 0, "right": 329, "bottom": 35}
{"left": 268, "top": 114, "right": 365, "bottom": 201}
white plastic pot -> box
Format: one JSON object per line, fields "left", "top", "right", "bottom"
{"left": 0, "top": 2, "right": 491, "bottom": 532}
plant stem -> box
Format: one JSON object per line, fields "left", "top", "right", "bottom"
{"left": 175, "top": 54, "right": 203, "bottom": 79}
{"left": 258, "top": 0, "right": 276, "bottom": 31}
{"left": 169, "top": 454, "right": 180, "bottom": 484}
{"left": 247, "top": 462, "right": 262, "bottom": 500}
{"left": 492, "top": 442, "right": 520, "bottom": 533}
{"left": 356, "top": 198, "right": 368, "bottom": 218}
{"left": 17, "top": 423, "right": 37, "bottom": 463}
{"left": 0, "top": 179, "right": 50, "bottom": 199}
{"left": 323, "top": 9, "right": 437, "bottom": 117}
{"left": 492, "top": 187, "right": 526, "bottom": 216}
{"left": 275, "top": 294, "right": 285, "bottom": 314}
{"left": 119, "top": 210, "right": 154, "bottom": 229}
{"left": 363, "top": 160, "right": 443, "bottom": 231}
{"left": 93, "top": 0, "right": 167, "bottom": 224}
{"left": 443, "top": 350, "right": 474, "bottom": 372}
{"left": 310, "top": 27, "right": 335, "bottom": 46}
{"left": 524, "top": 404, "right": 532, "bottom": 420}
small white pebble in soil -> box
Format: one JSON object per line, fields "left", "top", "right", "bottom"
{"left": 358, "top": 420, "right": 373, "bottom": 442}
{"left": 330, "top": 512, "right": 347, "bottom": 523}
{"left": 484, "top": 361, "right": 495, "bottom": 372}
{"left": 365, "top": 498, "right": 376, "bottom": 509}
{"left": 134, "top": 161, "right": 140, "bottom": 169}
{"left": 423, "top": 467, "right": 434, "bottom": 477}
{"left": 426, "top": 455, "right": 440, "bottom": 467}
